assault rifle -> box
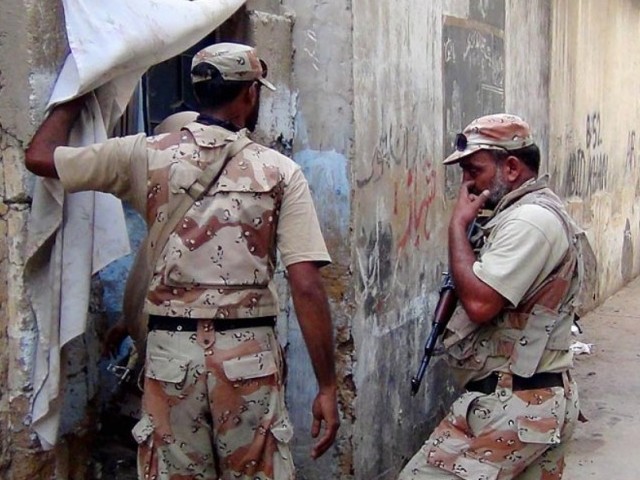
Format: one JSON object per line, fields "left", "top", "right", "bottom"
{"left": 410, "top": 221, "right": 482, "bottom": 396}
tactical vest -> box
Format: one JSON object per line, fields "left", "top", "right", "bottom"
{"left": 443, "top": 180, "right": 585, "bottom": 378}
{"left": 143, "top": 123, "right": 285, "bottom": 319}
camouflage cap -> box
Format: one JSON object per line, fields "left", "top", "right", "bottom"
{"left": 444, "top": 113, "right": 535, "bottom": 164}
{"left": 191, "top": 42, "right": 276, "bottom": 91}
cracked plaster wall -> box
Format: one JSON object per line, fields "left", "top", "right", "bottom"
{"left": 0, "top": 0, "right": 98, "bottom": 478}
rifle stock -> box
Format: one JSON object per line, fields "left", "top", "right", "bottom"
{"left": 410, "top": 274, "right": 458, "bottom": 396}
{"left": 410, "top": 220, "right": 481, "bottom": 396}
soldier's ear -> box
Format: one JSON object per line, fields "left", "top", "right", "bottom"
{"left": 503, "top": 155, "right": 523, "bottom": 182}
{"left": 245, "top": 82, "right": 260, "bottom": 105}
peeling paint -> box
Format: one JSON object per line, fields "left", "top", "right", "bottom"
{"left": 294, "top": 149, "right": 350, "bottom": 241}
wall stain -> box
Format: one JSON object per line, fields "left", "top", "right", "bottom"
{"left": 622, "top": 218, "right": 633, "bottom": 283}
{"left": 359, "top": 222, "right": 394, "bottom": 318}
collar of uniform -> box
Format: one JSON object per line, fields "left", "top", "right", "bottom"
{"left": 492, "top": 174, "right": 549, "bottom": 215}
{"left": 182, "top": 122, "right": 250, "bottom": 148}
{"left": 481, "top": 174, "right": 551, "bottom": 233}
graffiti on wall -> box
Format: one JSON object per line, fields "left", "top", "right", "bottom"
{"left": 626, "top": 130, "right": 636, "bottom": 172}
{"left": 442, "top": 16, "right": 505, "bottom": 198}
{"left": 355, "top": 123, "right": 439, "bottom": 321}
{"left": 624, "top": 129, "right": 640, "bottom": 196}
{"left": 357, "top": 123, "right": 428, "bottom": 188}
{"left": 395, "top": 165, "right": 438, "bottom": 251}
{"left": 357, "top": 122, "right": 438, "bottom": 252}
{"left": 356, "top": 13, "right": 506, "bottom": 320}
{"left": 358, "top": 221, "right": 394, "bottom": 318}
{"left": 563, "top": 111, "right": 609, "bottom": 197}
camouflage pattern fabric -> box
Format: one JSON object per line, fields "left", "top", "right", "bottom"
{"left": 132, "top": 322, "right": 294, "bottom": 479}
{"left": 399, "top": 373, "right": 579, "bottom": 480}
{"left": 401, "top": 178, "right": 584, "bottom": 479}
{"left": 443, "top": 181, "right": 579, "bottom": 381}
{"left": 444, "top": 114, "right": 534, "bottom": 165}
{"left": 143, "top": 123, "right": 285, "bottom": 319}
{"left": 191, "top": 43, "right": 276, "bottom": 91}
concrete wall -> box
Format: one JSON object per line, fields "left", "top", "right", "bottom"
{"left": 0, "top": 0, "right": 67, "bottom": 477}
{"left": 351, "top": 1, "right": 552, "bottom": 478}
{"left": 548, "top": 0, "right": 640, "bottom": 301}
{"left": 352, "top": 2, "right": 451, "bottom": 476}
{"left": 278, "top": 0, "right": 354, "bottom": 477}
{"left": 2, "top": 0, "right": 640, "bottom": 478}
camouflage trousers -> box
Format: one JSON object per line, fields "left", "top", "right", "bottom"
{"left": 399, "top": 372, "right": 579, "bottom": 480}
{"left": 132, "top": 321, "right": 295, "bottom": 480}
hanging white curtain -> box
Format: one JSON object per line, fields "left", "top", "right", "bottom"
{"left": 25, "top": 0, "right": 246, "bottom": 449}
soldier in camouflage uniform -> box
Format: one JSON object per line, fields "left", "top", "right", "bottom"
{"left": 26, "top": 42, "right": 339, "bottom": 480}
{"left": 399, "top": 114, "right": 588, "bottom": 480}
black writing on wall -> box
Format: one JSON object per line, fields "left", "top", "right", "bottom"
{"left": 563, "top": 111, "right": 609, "bottom": 197}
{"left": 626, "top": 130, "right": 636, "bottom": 172}
{"left": 442, "top": 15, "right": 505, "bottom": 198}
{"left": 356, "top": 122, "right": 428, "bottom": 188}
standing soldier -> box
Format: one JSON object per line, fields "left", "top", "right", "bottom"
{"left": 26, "top": 42, "right": 339, "bottom": 480}
{"left": 401, "top": 114, "right": 588, "bottom": 479}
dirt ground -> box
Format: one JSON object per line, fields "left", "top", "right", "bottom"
{"left": 564, "top": 276, "right": 640, "bottom": 478}
{"left": 93, "top": 414, "right": 137, "bottom": 479}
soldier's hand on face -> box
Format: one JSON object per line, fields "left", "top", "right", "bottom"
{"left": 451, "top": 181, "right": 489, "bottom": 228}
{"left": 310, "top": 387, "right": 340, "bottom": 459}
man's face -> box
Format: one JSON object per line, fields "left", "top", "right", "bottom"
{"left": 459, "top": 150, "right": 511, "bottom": 209}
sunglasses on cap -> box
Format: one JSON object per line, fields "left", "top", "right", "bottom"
{"left": 259, "top": 59, "right": 268, "bottom": 79}
{"left": 454, "top": 133, "right": 468, "bottom": 151}
{"left": 454, "top": 133, "right": 511, "bottom": 153}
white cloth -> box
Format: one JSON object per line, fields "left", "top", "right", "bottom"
{"left": 25, "top": 0, "right": 246, "bottom": 449}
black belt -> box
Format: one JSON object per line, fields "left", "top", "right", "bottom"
{"left": 465, "top": 372, "right": 564, "bottom": 394}
{"left": 148, "top": 315, "right": 276, "bottom": 333}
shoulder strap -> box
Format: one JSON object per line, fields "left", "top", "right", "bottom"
{"left": 146, "top": 135, "right": 253, "bottom": 268}
{"left": 186, "top": 136, "right": 252, "bottom": 200}
{"left": 511, "top": 189, "right": 597, "bottom": 314}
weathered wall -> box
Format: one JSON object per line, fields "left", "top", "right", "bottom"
{"left": 352, "top": 1, "right": 449, "bottom": 476}
{"left": 0, "top": 0, "right": 66, "bottom": 478}
{"left": 3, "top": 0, "right": 640, "bottom": 478}
{"left": 548, "top": 0, "right": 640, "bottom": 302}
{"left": 0, "top": 0, "right": 103, "bottom": 478}
{"left": 278, "top": 0, "right": 354, "bottom": 477}
{"left": 351, "top": 1, "right": 552, "bottom": 478}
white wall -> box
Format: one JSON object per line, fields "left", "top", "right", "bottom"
{"left": 549, "top": 0, "right": 640, "bottom": 300}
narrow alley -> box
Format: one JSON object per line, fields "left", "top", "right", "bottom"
{"left": 565, "top": 276, "right": 640, "bottom": 478}
{"left": 3, "top": 1, "right": 640, "bottom": 478}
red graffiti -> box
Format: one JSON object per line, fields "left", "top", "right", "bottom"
{"left": 396, "top": 165, "right": 438, "bottom": 251}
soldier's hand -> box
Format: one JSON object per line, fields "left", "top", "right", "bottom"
{"left": 102, "top": 320, "right": 129, "bottom": 358}
{"left": 310, "top": 387, "right": 339, "bottom": 459}
{"left": 452, "top": 180, "right": 489, "bottom": 228}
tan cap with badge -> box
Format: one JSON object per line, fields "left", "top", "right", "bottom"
{"left": 191, "top": 42, "right": 276, "bottom": 91}
{"left": 444, "top": 113, "right": 534, "bottom": 165}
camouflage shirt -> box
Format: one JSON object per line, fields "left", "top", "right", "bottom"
{"left": 54, "top": 122, "right": 330, "bottom": 319}
{"left": 443, "top": 178, "right": 579, "bottom": 384}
